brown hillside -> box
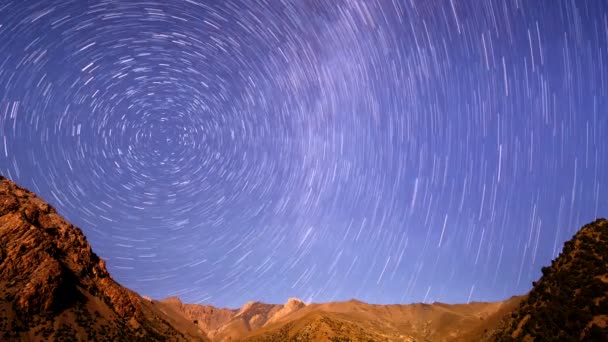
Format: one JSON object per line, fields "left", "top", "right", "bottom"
{"left": 157, "top": 297, "right": 237, "bottom": 340}
{"left": 161, "top": 297, "right": 289, "bottom": 341}
{"left": 492, "top": 218, "right": 608, "bottom": 341}
{"left": 219, "top": 297, "right": 523, "bottom": 341}
{"left": 0, "top": 176, "right": 208, "bottom": 341}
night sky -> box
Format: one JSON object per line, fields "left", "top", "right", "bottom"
{"left": 0, "top": 0, "right": 607, "bottom": 309}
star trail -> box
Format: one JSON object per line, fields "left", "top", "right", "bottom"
{"left": 0, "top": 0, "right": 607, "bottom": 308}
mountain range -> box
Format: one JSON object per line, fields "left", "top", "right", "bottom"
{"left": 0, "top": 176, "right": 606, "bottom": 341}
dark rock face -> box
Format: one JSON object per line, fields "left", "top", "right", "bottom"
{"left": 492, "top": 218, "right": 608, "bottom": 341}
{"left": 0, "top": 177, "right": 207, "bottom": 341}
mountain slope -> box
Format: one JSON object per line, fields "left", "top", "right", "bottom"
{"left": 492, "top": 218, "right": 608, "bottom": 341}
{"left": 164, "top": 296, "right": 519, "bottom": 342}
{"left": 156, "top": 297, "right": 237, "bottom": 340}
{"left": 0, "top": 176, "right": 208, "bottom": 341}
{"left": 241, "top": 297, "right": 524, "bottom": 341}
{"left": 159, "top": 297, "right": 303, "bottom": 341}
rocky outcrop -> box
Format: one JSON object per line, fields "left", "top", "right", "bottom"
{"left": 0, "top": 176, "right": 207, "bottom": 341}
{"left": 265, "top": 298, "right": 306, "bottom": 325}
{"left": 492, "top": 218, "right": 608, "bottom": 341}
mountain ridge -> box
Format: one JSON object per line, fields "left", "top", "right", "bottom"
{"left": 158, "top": 293, "right": 525, "bottom": 341}
{"left": 1, "top": 175, "right": 607, "bottom": 341}
{"left": 0, "top": 176, "right": 208, "bottom": 341}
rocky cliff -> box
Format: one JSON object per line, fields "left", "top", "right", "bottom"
{"left": 492, "top": 218, "right": 608, "bottom": 341}
{"left": 0, "top": 176, "right": 207, "bottom": 341}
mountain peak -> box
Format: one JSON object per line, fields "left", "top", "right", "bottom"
{"left": 238, "top": 300, "right": 258, "bottom": 313}
{"left": 285, "top": 297, "right": 305, "bottom": 306}
{"left": 162, "top": 296, "right": 184, "bottom": 305}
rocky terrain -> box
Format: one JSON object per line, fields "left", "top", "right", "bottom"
{"left": 0, "top": 176, "right": 208, "bottom": 341}
{"left": 162, "top": 295, "right": 524, "bottom": 341}
{"left": 241, "top": 297, "right": 523, "bottom": 342}
{"left": 491, "top": 218, "right": 608, "bottom": 341}
{"left": 1, "top": 175, "right": 607, "bottom": 341}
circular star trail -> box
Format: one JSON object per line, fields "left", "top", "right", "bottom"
{"left": 1, "top": 0, "right": 607, "bottom": 308}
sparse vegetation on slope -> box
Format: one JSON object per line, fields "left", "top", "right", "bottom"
{"left": 493, "top": 218, "right": 608, "bottom": 341}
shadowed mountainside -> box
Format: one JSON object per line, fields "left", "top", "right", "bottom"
{"left": 492, "top": 218, "right": 608, "bottom": 341}
{"left": 0, "top": 176, "right": 208, "bottom": 341}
